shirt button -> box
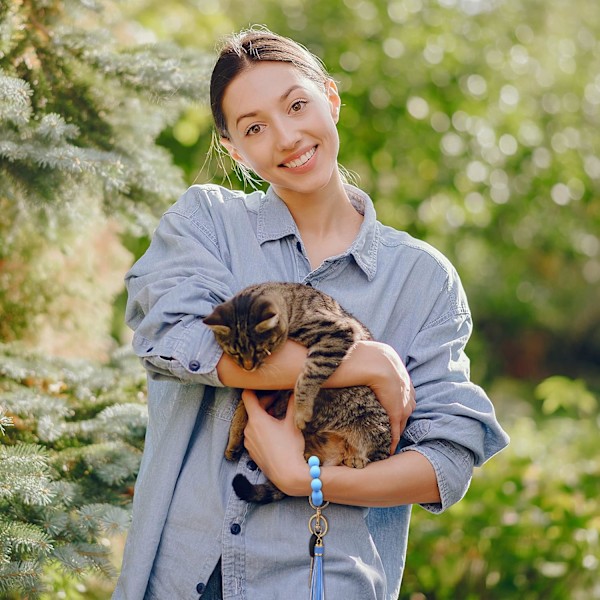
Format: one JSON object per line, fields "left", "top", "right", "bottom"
{"left": 296, "top": 241, "right": 302, "bottom": 252}
{"left": 230, "top": 522, "right": 241, "bottom": 535}
{"left": 196, "top": 582, "right": 205, "bottom": 593}
{"left": 189, "top": 360, "right": 201, "bottom": 371}
{"left": 247, "top": 460, "right": 258, "bottom": 471}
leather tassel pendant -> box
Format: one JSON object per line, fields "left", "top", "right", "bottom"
{"left": 310, "top": 538, "right": 325, "bottom": 600}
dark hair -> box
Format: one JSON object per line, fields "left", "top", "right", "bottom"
{"left": 210, "top": 27, "right": 330, "bottom": 139}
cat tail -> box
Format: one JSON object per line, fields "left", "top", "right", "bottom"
{"left": 232, "top": 474, "right": 287, "bottom": 504}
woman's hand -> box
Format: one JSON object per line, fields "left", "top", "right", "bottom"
{"left": 325, "top": 341, "right": 416, "bottom": 454}
{"left": 241, "top": 387, "right": 439, "bottom": 508}
{"left": 241, "top": 390, "right": 308, "bottom": 496}
{"left": 367, "top": 342, "right": 416, "bottom": 454}
{"left": 225, "top": 339, "right": 415, "bottom": 456}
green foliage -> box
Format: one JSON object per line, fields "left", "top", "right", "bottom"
{"left": 535, "top": 375, "right": 598, "bottom": 417}
{"left": 401, "top": 376, "right": 600, "bottom": 600}
{"left": 0, "top": 210, "right": 133, "bottom": 354}
{"left": 0, "top": 344, "right": 147, "bottom": 597}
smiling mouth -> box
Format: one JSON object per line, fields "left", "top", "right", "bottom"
{"left": 281, "top": 146, "right": 317, "bottom": 168}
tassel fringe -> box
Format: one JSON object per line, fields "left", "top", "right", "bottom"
{"left": 310, "top": 541, "right": 325, "bottom": 600}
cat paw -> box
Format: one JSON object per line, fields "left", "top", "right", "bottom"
{"left": 294, "top": 413, "right": 309, "bottom": 431}
{"left": 225, "top": 445, "right": 244, "bottom": 461}
{"left": 232, "top": 474, "right": 255, "bottom": 501}
{"left": 343, "top": 456, "right": 369, "bottom": 469}
{"left": 232, "top": 475, "right": 287, "bottom": 504}
{"left": 293, "top": 402, "right": 314, "bottom": 430}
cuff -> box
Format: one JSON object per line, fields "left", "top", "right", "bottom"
{"left": 133, "top": 317, "right": 224, "bottom": 387}
{"left": 400, "top": 440, "right": 474, "bottom": 514}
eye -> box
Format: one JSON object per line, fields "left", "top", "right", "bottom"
{"left": 290, "top": 99, "right": 308, "bottom": 113}
{"left": 245, "top": 123, "right": 264, "bottom": 136}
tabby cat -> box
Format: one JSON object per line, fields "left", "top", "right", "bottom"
{"left": 203, "top": 282, "right": 391, "bottom": 504}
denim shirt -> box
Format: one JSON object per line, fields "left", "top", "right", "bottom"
{"left": 113, "top": 183, "right": 509, "bottom": 600}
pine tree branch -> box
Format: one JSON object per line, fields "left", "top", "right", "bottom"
{"left": 0, "top": 0, "right": 212, "bottom": 234}
{"left": 0, "top": 343, "right": 146, "bottom": 594}
{"left": 0, "top": 560, "right": 43, "bottom": 595}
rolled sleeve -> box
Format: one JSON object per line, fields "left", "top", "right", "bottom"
{"left": 401, "top": 272, "right": 509, "bottom": 512}
{"left": 125, "top": 188, "right": 236, "bottom": 385}
{"left": 401, "top": 440, "right": 474, "bottom": 513}
{"left": 132, "top": 318, "right": 224, "bottom": 386}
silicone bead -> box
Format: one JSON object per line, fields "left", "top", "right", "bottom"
{"left": 308, "top": 456, "right": 320, "bottom": 467}
{"left": 308, "top": 456, "right": 324, "bottom": 506}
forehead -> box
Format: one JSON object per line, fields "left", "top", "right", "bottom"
{"left": 222, "top": 61, "right": 322, "bottom": 121}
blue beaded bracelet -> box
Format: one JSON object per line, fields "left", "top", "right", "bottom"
{"left": 308, "top": 455, "right": 324, "bottom": 506}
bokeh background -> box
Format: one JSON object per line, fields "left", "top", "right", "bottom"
{"left": 1, "top": 1, "right": 598, "bottom": 598}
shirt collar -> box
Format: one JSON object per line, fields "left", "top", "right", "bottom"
{"left": 256, "top": 184, "right": 379, "bottom": 281}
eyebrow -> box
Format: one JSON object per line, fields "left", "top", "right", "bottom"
{"left": 235, "top": 84, "right": 305, "bottom": 128}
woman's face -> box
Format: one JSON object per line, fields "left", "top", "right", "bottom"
{"left": 220, "top": 61, "right": 342, "bottom": 202}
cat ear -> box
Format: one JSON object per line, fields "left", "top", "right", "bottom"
{"left": 204, "top": 323, "right": 231, "bottom": 336}
{"left": 255, "top": 313, "right": 279, "bottom": 333}
{"left": 203, "top": 309, "right": 231, "bottom": 336}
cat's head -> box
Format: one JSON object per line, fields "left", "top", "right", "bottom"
{"left": 203, "top": 292, "right": 288, "bottom": 371}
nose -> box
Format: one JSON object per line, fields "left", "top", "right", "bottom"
{"left": 273, "top": 117, "right": 301, "bottom": 152}
{"left": 242, "top": 358, "right": 254, "bottom": 371}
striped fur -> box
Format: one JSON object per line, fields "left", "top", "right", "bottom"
{"left": 204, "top": 282, "right": 391, "bottom": 504}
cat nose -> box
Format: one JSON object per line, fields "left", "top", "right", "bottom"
{"left": 243, "top": 358, "right": 254, "bottom": 371}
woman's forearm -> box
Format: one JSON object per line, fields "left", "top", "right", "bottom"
{"left": 241, "top": 391, "right": 439, "bottom": 508}
{"left": 216, "top": 339, "right": 308, "bottom": 389}
{"left": 325, "top": 451, "right": 441, "bottom": 506}
{"left": 219, "top": 339, "right": 415, "bottom": 452}
{"left": 217, "top": 339, "right": 408, "bottom": 391}
{"left": 278, "top": 450, "right": 440, "bottom": 508}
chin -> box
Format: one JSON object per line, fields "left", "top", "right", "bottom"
{"left": 275, "top": 170, "right": 339, "bottom": 196}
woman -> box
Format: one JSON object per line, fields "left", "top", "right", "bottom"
{"left": 114, "top": 27, "right": 509, "bottom": 600}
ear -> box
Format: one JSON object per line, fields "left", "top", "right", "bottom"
{"left": 203, "top": 306, "right": 232, "bottom": 336}
{"left": 204, "top": 323, "right": 231, "bottom": 336}
{"left": 255, "top": 313, "right": 280, "bottom": 334}
{"left": 325, "top": 79, "right": 341, "bottom": 124}
{"left": 220, "top": 136, "right": 248, "bottom": 167}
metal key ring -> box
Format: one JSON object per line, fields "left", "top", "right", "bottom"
{"left": 308, "top": 513, "right": 329, "bottom": 537}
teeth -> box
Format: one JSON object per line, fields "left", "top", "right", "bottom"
{"left": 283, "top": 147, "right": 316, "bottom": 168}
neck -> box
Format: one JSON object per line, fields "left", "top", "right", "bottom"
{"left": 273, "top": 174, "right": 363, "bottom": 269}
{"left": 274, "top": 173, "right": 358, "bottom": 236}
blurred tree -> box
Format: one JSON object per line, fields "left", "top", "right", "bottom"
{"left": 401, "top": 375, "right": 599, "bottom": 600}
{"left": 0, "top": 0, "right": 211, "bottom": 229}
{"left": 0, "top": 0, "right": 212, "bottom": 352}
{"left": 0, "top": 1, "right": 210, "bottom": 596}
